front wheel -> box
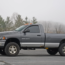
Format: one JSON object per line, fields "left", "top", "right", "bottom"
{"left": 5, "top": 42, "right": 20, "bottom": 56}
{"left": 47, "top": 48, "right": 58, "bottom": 55}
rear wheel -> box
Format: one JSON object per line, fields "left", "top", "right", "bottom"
{"left": 5, "top": 42, "right": 20, "bottom": 56}
{"left": 59, "top": 43, "right": 65, "bottom": 56}
{"left": 47, "top": 48, "right": 58, "bottom": 55}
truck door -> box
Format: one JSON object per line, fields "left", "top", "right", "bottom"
{"left": 21, "top": 25, "right": 43, "bottom": 47}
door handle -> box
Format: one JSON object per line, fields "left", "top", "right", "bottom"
{"left": 37, "top": 35, "right": 41, "bottom": 36}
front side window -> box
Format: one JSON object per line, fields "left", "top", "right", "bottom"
{"left": 25, "top": 25, "right": 40, "bottom": 33}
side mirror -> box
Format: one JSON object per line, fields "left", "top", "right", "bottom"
{"left": 23, "top": 29, "right": 30, "bottom": 33}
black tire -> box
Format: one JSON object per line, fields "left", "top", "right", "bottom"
{"left": 47, "top": 48, "right": 58, "bottom": 55}
{"left": 0, "top": 49, "right": 6, "bottom": 55}
{"left": 59, "top": 43, "right": 65, "bottom": 56}
{"left": 5, "top": 42, "right": 20, "bottom": 56}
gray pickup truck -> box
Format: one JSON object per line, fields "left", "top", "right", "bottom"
{"left": 0, "top": 24, "right": 65, "bottom": 56}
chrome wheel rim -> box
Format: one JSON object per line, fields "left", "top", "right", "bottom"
{"left": 9, "top": 45, "right": 17, "bottom": 54}
{"left": 62, "top": 46, "right": 65, "bottom": 54}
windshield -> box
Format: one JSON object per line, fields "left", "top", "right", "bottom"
{"left": 15, "top": 25, "right": 26, "bottom": 31}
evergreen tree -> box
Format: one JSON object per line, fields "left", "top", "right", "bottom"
{"left": 5, "top": 17, "right": 13, "bottom": 31}
{"left": 15, "top": 15, "right": 24, "bottom": 28}
{"left": 32, "top": 17, "right": 37, "bottom": 24}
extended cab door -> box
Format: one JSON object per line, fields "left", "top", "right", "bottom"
{"left": 21, "top": 25, "right": 43, "bottom": 47}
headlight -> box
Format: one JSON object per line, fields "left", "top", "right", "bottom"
{"left": 0, "top": 37, "right": 6, "bottom": 40}
{"left": 0, "top": 37, "right": 2, "bottom": 39}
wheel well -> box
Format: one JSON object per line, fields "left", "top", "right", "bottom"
{"left": 60, "top": 39, "right": 65, "bottom": 45}
{"left": 5, "top": 38, "right": 21, "bottom": 48}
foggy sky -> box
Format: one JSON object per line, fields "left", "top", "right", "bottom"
{"left": 0, "top": 0, "right": 65, "bottom": 24}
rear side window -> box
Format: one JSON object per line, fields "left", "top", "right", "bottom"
{"left": 26, "top": 25, "right": 40, "bottom": 33}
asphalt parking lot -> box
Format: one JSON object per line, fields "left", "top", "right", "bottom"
{"left": 0, "top": 49, "right": 65, "bottom": 65}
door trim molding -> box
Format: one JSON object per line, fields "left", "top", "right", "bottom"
{"left": 20, "top": 42, "right": 60, "bottom": 48}
{"left": 20, "top": 42, "right": 44, "bottom": 47}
